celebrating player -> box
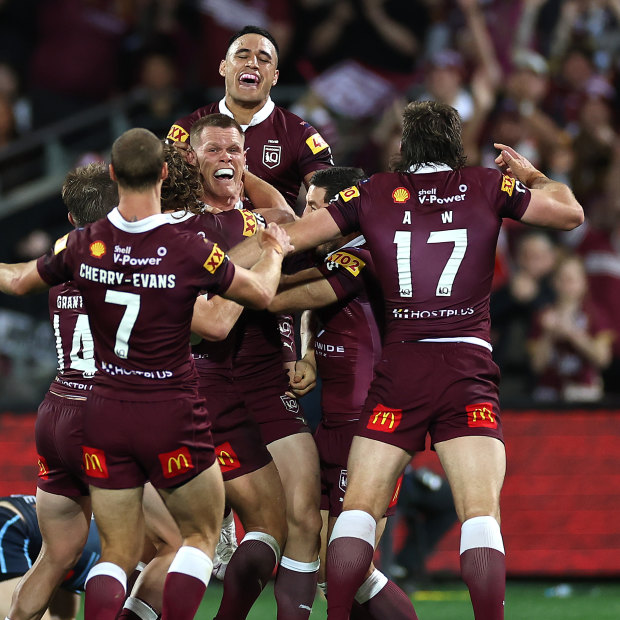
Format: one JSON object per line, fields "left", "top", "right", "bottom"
{"left": 228, "top": 100, "right": 584, "bottom": 620}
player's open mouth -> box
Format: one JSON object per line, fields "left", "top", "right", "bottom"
{"left": 214, "top": 168, "right": 234, "bottom": 180}
{"left": 239, "top": 73, "right": 260, "bottom": 86}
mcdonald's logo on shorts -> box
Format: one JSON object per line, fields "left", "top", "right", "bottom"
{"left": 367, "top": 404, "right": 403, "bottom": 433}
{"left": 159, "top": 447, "right": 194, "bottom": 479}
{"left": 215, "top": 441, "right": 242, "bottom": 474}
{"left": 37, "top": 454, "right": 49, "bottom": 480}
{"left": 82, "top": 446, "right": 109, "bottom": 479}
{"left": 466, "top": 402, "right": 497, "bottom": 429}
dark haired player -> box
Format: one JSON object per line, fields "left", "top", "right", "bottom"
{"left": 270, "top": 166, "right": 418, "bottom": 618}
{"left": 0, "top": 128, "right": 293, "bottom": 620}
{"left": 228, "top": 100, "right": 584, "bottom": 620}
{"left": 187, "top": 111, "right": 324, "bottom": 617}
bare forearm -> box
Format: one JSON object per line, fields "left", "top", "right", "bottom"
{"left": 300, "top": 309, "right": 317, "bottom": 358}
{"left": 0, "top": 260, "right": 48, "bottom": 296}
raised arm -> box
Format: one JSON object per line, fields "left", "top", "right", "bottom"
{"left": 243, "top": 170, "right": 296, "bottom": 219}
{"left": 191, "top": 294, "right": 244, "bottom": 341}
{"left": 494, "top": 143, "right": 584, "bottom": 230}
{"left": 0, "top": 259, "right": 50, "bottom": 296}
{"left": 229, "top": 208, "right": 342, "bottom": 269}
{"left": 268, "top": 267, "right": 339, "bottom": 314}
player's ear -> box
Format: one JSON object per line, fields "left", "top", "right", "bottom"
{"left": 161, "top": 162, "right": 169, "bottom": 181}
{"left": 109, "top": 164, "right": 117, "bottom": 181}
{"left": 272, "top": 69, "right": 279, "bottom": 87}
{"left": 219, "top": 60, "right": 226, "bottom": 78}
{"left": 67, "top": 213, "right": 77, "bottom": 227}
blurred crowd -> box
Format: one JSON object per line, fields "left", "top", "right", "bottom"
{"left": 1, "top": 0, "right": 620, "bottom": 406}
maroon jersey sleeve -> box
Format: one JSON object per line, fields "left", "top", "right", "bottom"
{"left": 293, "top": 117, "right": 334, "bottom": 179}
{"left": 484, "top": 169, "right": 531, "bottom": 221}
{"left": 167, "top": 103, "right": 219, "bottom": 143}
{"left": 37, "top": 231, "right": 79, "bottom": 286}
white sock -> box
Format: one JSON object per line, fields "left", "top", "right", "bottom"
{"left": 168, "top": 545, "right": 213, "bottom": 587}
{"left": 460, "top": 515, "right": 505, "bottom": 554}
{"left": 123, "top": 597, "right": 159, "bottom": 620}
{"left": 355, "top": 568, "right": 388, "bottom": 603}
{"left": 279, "top": 556, "right": 320, "bottom": 572}
{"left": 242, "top": 531, "right": 282, "bottom": 564}
{"left": 329, "top": 509, "right": 376, "bottom": 547}
{"left": 85, "top": 561, "right": 127, "bottom": 593}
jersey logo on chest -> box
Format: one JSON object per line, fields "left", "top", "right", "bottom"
{"left": 263, "top": 144, "right": 281, "bottom": 169}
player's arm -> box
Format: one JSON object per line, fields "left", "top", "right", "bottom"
{"left": 0, "top": 260, "right": 50, "bottom": 296}
{"left": 191, "top": 294, "right": 244, "bottom": 341}
{"left": 243, "top": 171, "right": 296, "bottom": 220}
{"left": 494, "top": 143, "right": 584, "bottom": 230}
{"left": 288, "top": 309, "right": 318, "bottom": 397}
{"left": 268, "top": 267, "right": 339, "bottom": 313}
{"left": 222, "top": 223, "right": 294, "bottom": 310}
{"left": 228, "top": 208, "right": 342, "bottom": 269}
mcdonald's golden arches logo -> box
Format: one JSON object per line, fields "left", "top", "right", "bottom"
{"left": 158, "top": 447, "right": 194, "bottom": 479}
{"left": 367, "top": 404, "right": 403, "bottom": 433}
{"left": 215, "top": 441, "right": 241, "bottom": 474}
{"left": 82, "top": 446, "right": 109, "bottom": 479}
{"left": 466, "top": 402, "right": 497, "bottom": 429}
{"left": 37, "top": 454, "right": 49, "bottom": 480}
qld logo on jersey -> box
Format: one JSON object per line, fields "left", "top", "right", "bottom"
{"left": 466, "top": 402, "right": 497, "bottom": 429}
{"left": 263, "top": 144, "right": 281, "bottom": 169}
{"left": 216, "top": 442, "right": 242, "bottom": 473}
{"left": 339, "top": 186, "right": 360, "bottom": 202}
{"left": 306, "top": 132, "right": 329, "bottom": 155}
{"left": 166, "top": 124, "right": 189, "bottom": 142}
{"left": 392, "top": 187, "right": 410, "bottom": 203}
{"left": 367, "top": 404, "right": 402, "bottom": 433}
{"left": 339, "top": 469, "right": 348, "bottom": 493}
{"left": 203, "top": 243, "right": 225, "bottom": 274}
{"left": 89, "top": 241, "right": 106, "bottom": 259}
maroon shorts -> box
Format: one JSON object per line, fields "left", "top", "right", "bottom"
{"left": 82, "top": 391, "right": 216, "bottom": 490}
{"left": 198, "top": 376, "right": 272, "bottom": 482}
{"left": 234, "top": 356, "right": 310, "bottom": 445}
{"left": 35, "top": 391, "right": 89, "bottom": 497}
{"left": 315, "top": 421, "right": 400, "bottom": 518}
{"left": 356, "top": 341, "right": 502, "bottom": 452}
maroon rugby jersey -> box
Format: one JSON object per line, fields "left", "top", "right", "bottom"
{"left": 314, "top": 239, "right": 383, "bottom": 425}
{"left": 37, "top": 209, "right": 235, "bottom": 400}
{"left": 326, "top": 165, "right": 531, "bottom": 347}
{"left": 48, "top": 282, "right": 95, "bottom": 398}
{"left": 167, "top": 98, "right": 333, "bottom": 208}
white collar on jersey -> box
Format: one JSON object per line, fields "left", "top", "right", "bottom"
{"left": 108, "top": 207, "right": 171, "bottom": 232}
{"left": 407, "top": 163, "right": 453, "bottom": 174}
{"left": 161, "top": 210, "right": 195, "bottom": 224}
{"left": 325, "top": 235, "right": 366, "bottom": 262}
{"left": 218, "top": 97, "right": 275, "bottom": 132}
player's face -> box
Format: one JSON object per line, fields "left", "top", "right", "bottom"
{"left": 193, "top": 126, "right": 246, "bottom": 199}
{"left": 303, "top": 184, "right": 328, "bottom": 217}
{"left": 220, "top": 34, "right": 279, "bottom": 106}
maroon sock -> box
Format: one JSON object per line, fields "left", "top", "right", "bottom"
{"left": 214, "top": 538, "right": 278, "bottom": 620}
{"left": 274, "top": 557, "right": 319, "bottom": 620}
{"left": 362, "top": 580, "right": 418, "bottom": 619}
{"left": 326, "top": 537, "right": 374, "bottom": 620}
{"left": 460, "top": 547, "right": 506, "bottom": 619}
{"left": 350, "top": 601, "right": 374, "bottom": 619}
{"left": 84, "top": 574, "right": 125, "bottom": 619}
{"left": 161, "top": 573, "right": 206, "bottom": 619}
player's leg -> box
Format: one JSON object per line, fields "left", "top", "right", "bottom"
{"left": 0, "top": 578, "right": 20, "bottom": 619}
{"left": 119, "top": 483, "right": 183, "bottom": 619}
{"left": 435, "top": 435, "right": 506, "bottom": 620}
{"left": 46, "top": 588, "right": 81, "bottom": 620}
{"left": 268, "top": 433, "right": 322, "bottom": 619}
{"left": 214, "top": 461, "right": 286, "bottom": 619}
{"left": 326, "top": 436, "right": 411, "bottom": 620}
{"left": 9, "top": 490, "right": 91, "bottom": 620}
{"left": 84, "top": 486, "right": 144, "bottom": 619}
{"left": 157, "top": 461, "right": 225, "bottom": 620}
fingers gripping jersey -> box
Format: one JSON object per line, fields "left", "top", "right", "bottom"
{"left": 36, "top": 209, "right": 235, "bottom": 399}
{"left": 326, "top": 167, "right": 531, "bottom": 346}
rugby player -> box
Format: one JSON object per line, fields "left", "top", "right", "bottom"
{"left": 0, "top": 128, "right": 293, "bottom": 620}
{"left": 227, "top": 100, "right": 584, "bottom": 620}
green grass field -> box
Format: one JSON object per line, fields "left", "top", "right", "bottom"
{"left": 77, "top": 579, "right": 620, "bottom": 619}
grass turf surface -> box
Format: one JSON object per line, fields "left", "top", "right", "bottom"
{"left": 78, "top": 580, "right": 620, "bottom": 618}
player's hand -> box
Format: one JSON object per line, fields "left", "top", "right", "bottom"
{"left": 167, "top": 139, "right": 196, "bottom": 165}
{"left": 286, "top": 358, "right": 317, "bottom": 398}
{"left": 494, "top": 143, "right": 545, "bottom": 187}
{"left": 258, "top": 223, "right": 294, "bottom": 256}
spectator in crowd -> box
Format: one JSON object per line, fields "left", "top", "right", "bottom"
{"left": 528, "top": 254, "right": 614, "bottom": 402}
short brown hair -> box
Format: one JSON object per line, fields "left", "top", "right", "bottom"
{"left": 61, "top": 163, "right": 118, "bottom": 226}
{"left": 189, "top": 114, "right": 244, "bottom": 149}
{"left": 392, "top": 101, "right": 467, "bottom": 172}
{"left": 110, "top": 128, "right": 164, "bottom": 190}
